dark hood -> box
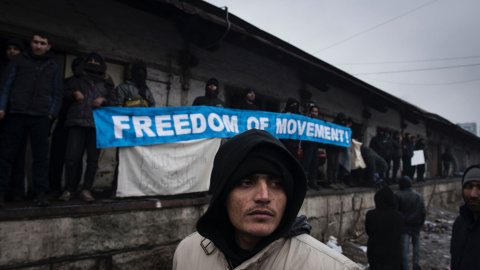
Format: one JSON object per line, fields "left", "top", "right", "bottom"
{"left": 205, "top": 77, "right": 219, "bottom": 97}
{"left": 284, "top": 97, "right": 299, "bottom": 114}
{"left": 374, "top": 186, "right": 397, "bottom": 210}
{"left": 6, "top": 38, "right": 25, "bottom": 52}
{"left": 399, "top": 176, "right": 412, "bottom": 190}
{"left": 197, "top": 129, "right": 307, "bottom": 262}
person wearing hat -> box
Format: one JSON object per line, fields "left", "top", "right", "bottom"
{"left": 234, "top": 88, "right": 259, "bottom": 111}
{"left": 395, "top": 176, "right": 426, "bottom": 270}
{"left": 173, "top": 129, "right": 360, "bottom": 270}
{"left": 115, "top": 61, "right": 156, "bottom": 108}
{"left": 450, "top": 164, "right": 480, "bottom": 270}
{"left": 0, "top": 38, "right": 27, "bottom": 202}
{"left": 0, "top": 31, "right": 63, "bottom": 207}
{"left": 1, "top": 38, "right": 25, "bottom": 75}
{"left": 366, "top": 186, "right": 405, "bottom": 270}
{"left": 58, "top": 52, "right": 116, "bottom": 203}
{"left": 192, "top": 77, "right": 226, "bottom": 107}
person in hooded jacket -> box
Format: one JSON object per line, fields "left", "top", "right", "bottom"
{"left": 58, "top": 52, "right": 115, "bottom": 203}
{"left": 365, "top": 186, "right": 405, "bottom": 270}
{"left": 234, "top": 88, "right": 259, "bottom": 111}
{"left": 450, "top": 164, "right": 480, "bottom": 270}
{"left": 192, "top": 77, "right": 226, "bottom": 107}
{"left": 396, "top": 176, "right": 426, "bottom": 270}
{"left": 115, "top": 61, "right": 155, "bottom": 108}
{"left": 173, "top": 129, "right": 361, "bottom": 270}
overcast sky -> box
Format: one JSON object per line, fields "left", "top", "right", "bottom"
{"left": 204, "top": 0, "right": 480, "bottom": 135}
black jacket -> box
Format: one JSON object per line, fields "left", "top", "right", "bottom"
{"left": 192, "top": 95, "right": 226, "bottom": 107}
{"left": 64, "top": 66, "right": 115, "bottom": 128}
{"left": 396, "top": 178, "right": 426, "bottom": 230}
{"left": 450, "top": 205, "right": 480, "bottom": 270}
{"left": 0, "top": 50, "right": 63, "bottom": 117}
{"left": 366, "top": 187, "right": 405, "bottom": 267}
{"left": 369, "top": 135, "right": 393, "bottom": 160}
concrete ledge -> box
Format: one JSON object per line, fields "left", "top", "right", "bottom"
{"left": 0, "top": 178, "right": 463, "bottom": 269}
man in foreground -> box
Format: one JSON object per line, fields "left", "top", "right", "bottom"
{"left": 450, "top": 164, "right": 480, "bottom": 270}
{"left": 173, "top": 129, "right": 360, "bottom": 269}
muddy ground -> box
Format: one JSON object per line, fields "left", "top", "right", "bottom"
{"left": 339, "top": 205, "right": 459, "bottom": 270}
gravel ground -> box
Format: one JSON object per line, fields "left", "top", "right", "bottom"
{"left": 339, "top": 205, "right": 459, "bottom": 270}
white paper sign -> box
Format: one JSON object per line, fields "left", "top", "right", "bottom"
{"left": 116, "top": 138, "right": 221, "bottom": 197}
{"left": 411, "top": 150, "right": 425, "bottom": 166}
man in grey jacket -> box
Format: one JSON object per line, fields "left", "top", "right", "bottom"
{"left": 173, "top": 129, "right": 360, "bottom": 270}
{"left": 396, "top": 176, "right": 426, "bottom": 270}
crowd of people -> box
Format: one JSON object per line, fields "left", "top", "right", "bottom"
{"left": 0, "top": 32, "right": 457, "bottom": 207}
{"left": 0, "top": 32, "right": 477, "bottom": 270}
{"left": 0, "top": 32, "right": 154, "bottom": 207}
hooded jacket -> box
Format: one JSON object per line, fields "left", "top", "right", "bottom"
{"left": 115, "top": 62, "right": 155, "bottom": 107}
{"left": 64, "top": 59, "right": 115, "bottom": 127}
{"left": 192, "top": 77, "right": 226, "bottom": 107}
{"left": 396, "top": 177, "right": 426, "bottom": 230}
{"left": 365, "top": 186, "right": 405, "bottom": 267}
{"left": 173, "top": 129, "right": 361, "bottom": 270}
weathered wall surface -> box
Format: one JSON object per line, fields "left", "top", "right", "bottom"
{"left": 0, "top": 179, "right": 463, "bottom": 269}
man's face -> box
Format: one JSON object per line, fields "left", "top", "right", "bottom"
{"left": 88, "top": 58, "right": 101, "bottom": 65}
{"left": 30, "top": 35, "right": 50, "bottom": 56}
{"left": 6, "top": 45, "right": 21, "bottom": 59}
{"left": 226, "top": 173, "right": 287, "bottom": 250}
{"left": 310, "top": 108, "right": 319, "bottom": 118}
{"left": 246, "top": 91, "right": 255, "bottom": 102}
{"left": 464, "top": 181, "right": 480, "bottom": 213}
{"left": 208, "top": 83, "right": 217, "bottom": 91}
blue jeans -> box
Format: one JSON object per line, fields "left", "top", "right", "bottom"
{"left": 401, "top": 229, "right": 420, "bottom": 270}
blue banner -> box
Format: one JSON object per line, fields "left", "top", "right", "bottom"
{"left": 93, "top": 106, "right": 351, "bottom": 148}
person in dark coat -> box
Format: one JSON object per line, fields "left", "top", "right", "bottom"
{"left": 301, "top": 105, "right": 321, "bottom": 190}
{"left": 361, "top": 144, "right": 387, "bottom": 187}
{"left": 369, "top": 128, "right": 393, "bottom": 183}
{"left": 441, "top": 148, "right": 454, "bottom": 178}
{"left": 396, "top": 176, "right": 426, "bottom": 270}
{"left": 192, "top": 77, "right": 226, "bottom": 107}
{"left": 450, "top": 164, "right": 480, "bottom": 270}
{"left": 234, "top": 88, "right": 260, "bottom": 111}
{"left": 366, "top": 186, "right": 405, "bottom": 270}
{"left": 0, "top": 32, "right": 63, "bottom": 207}
{"left": 58, "top": 52, "right": 115, "bottom": 203}
{"left": 325, "top": 112, "right": 347, "bottom": 189}
{"left": 401, "top": 133, "right": 414, "bottom": 177}
{"left": 1, "top": 38, "right": 27, "bottom": 202}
